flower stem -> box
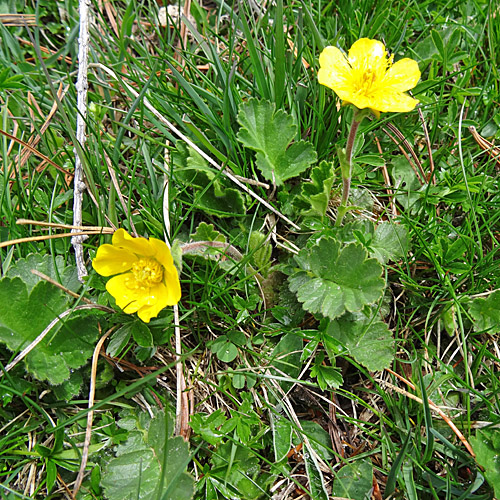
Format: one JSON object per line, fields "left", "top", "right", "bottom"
{"left": 335, "top": 108, "right": 366, "bottom": 227}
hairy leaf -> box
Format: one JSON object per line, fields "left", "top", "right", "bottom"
{"left": 288, "top": 238, "right": 385, "bottom": 319}
{"left": 237, "top": 99, "right": 316, "bottom": 185}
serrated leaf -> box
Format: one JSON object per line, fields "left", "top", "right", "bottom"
{"left": 297, "top": 160, "right": 335, "bottom": 216}
{"left": 310, "top": 359, "right": 343, "bottom": 390}
{"left": 102, "top": 410, "right": 194, "bottom": 500}
{"left": 0, "top": 278, "right": 99, "bottom": 384}
{"left": 470, "top": 429, "right": 500, "bottom": 498}
{"left": 237, "top": 99, "right": 317, "bottom": 185}
{"left": 174, "top": 143, "right": 245, "bottom": 217}
{"left": 28, "top": 315, "right": 100, "bottom": 385}
{"left": 211, "top": 441, "right": 267, "bottom": 499}
{"left": 371, "top": 222, "right": 410, "bottom": 264}
{"left": 331, "top": 458, "right": 373, "bottom": 500}
{"left": 191, "top": 222, "right": 226, "bottom": 243}
{"left": 5, "top": 253, "right": 80, "bottom": 293}
{"left": 288, "top": 238, "right": 385, "bottom": 320}
{"left": 326, "top": 314, "right": 394, "bottom": 371}
{"left": 469, "top": 290, "right": 500, "bottom": 333}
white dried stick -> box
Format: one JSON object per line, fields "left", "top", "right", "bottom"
{"left": 72, "top": 0, "right": 91, "bottom": 281}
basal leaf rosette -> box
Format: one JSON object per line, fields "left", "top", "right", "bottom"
{"left": 318, "top": 38, "right": 420, "bottom": 117}
{"left": 92, "top": 229, "right": 181, "bottom": 323}
{"left": 288, "top": 238, "right": 385, "bottom": 320}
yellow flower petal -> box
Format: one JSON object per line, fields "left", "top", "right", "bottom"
{"left": 106, "top": 273, "right": 145, "bottom": 311}
{"left": 112, "top": 228, "right": 155, "bottom": 257}
{"left": 369, "top": 92, "right": 419, "bottom": 113}
{"left": 318, "top": 46, "right": 351, "bottom": 94}
{"left": 149, "top": 237, "right": 181, "bottom": 305}
{"left": 347, "top": 38, "right": 387, "bottom": 68}
{"left": 136, "top": 283, "right": 170, "bottom": 322}
{"left": 382, "top": 58, "right": 421, "bottom": 92}
{"left": 92, "top": 244, "right": 136, "bottom": 276}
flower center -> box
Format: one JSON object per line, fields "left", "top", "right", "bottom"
{"left": 356, "top": 68, "right": 377, "bottom": 95}
{"left": 127, "top": 258, "right": 163, "bottom": 288}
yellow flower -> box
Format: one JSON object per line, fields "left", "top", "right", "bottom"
{"left": 92, "top": 229, "right": 181, "bottom": 323}
{"left": 318, "top": 38, "right": 420, "bottom": 117}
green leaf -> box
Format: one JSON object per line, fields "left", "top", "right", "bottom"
{"left": 191, "top": 222, "right": 226, "bottom": 243}
{"left": 331, "top": 458, "right": 373, "bottom": 500}
{"left": 288, "top": 238, "right": 385, "bottom": 320}
{"left": 272, "top": 415, "right": 293, "bottom": 462}
{"left": 102, "top": 410, "right": 194, "bottom": 500}
{"left": 131, "top": 321, "right": 154, "bottom": 348}
{"left": 173, "top": 143, "right": 245, "bottom": 217}
{"left": 211, "top": 441, "right": 269, "bottom": 499}
{"left": 270, "top": 332, "right": 303, "bottom": 393}
{"left": 431, "top": 29, "right": 446, "bottom": 60}
{"left": 300, "top": 420, "right": 335, "bottom": 461}
{"left": 310, "top": 353, "right": 343, "bottom": 390}
{"left": 28, "top": 315, "right": 101, "bottom": 385}
{"left": 236, "top": 99, "right": 317, "bottom": 185}
{"left": 209, "top": 333, "right": 241, "bottom": 362}
{"left": 0, "top": 278, "right": 99, "bottom": 385}
{"left": 189, "top": 410, "right": 227, "bottom": 446}
{"left": 107, "top": 324, "right": 133, "bottom": 357}
{"left": 370, "top": 222, "right": 410, "bottom": 264}
{"left": 304, "top": 443, "right": 328, "bottom": 500}
{"left": 469, "top": 290, "right": 500, "bottom": 333}
{"left": 470, "top": 429, "right": 500, "bottom": 498}
{"left": 249, "top": 231, "right": 272, "bottom": 276}
{"left": 325, "top": 314, "right": 394, "bottom": 371}
{"left": 5, "top": 253, "right": 81, "bottom": 293}
{"left": 0, "top": 66, "right": 25, "bottom": 90}
{"left": 296, "top": 160, "right": 335, "bottom": 216}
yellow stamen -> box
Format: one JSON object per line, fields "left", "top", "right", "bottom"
{"left": 126, "top": 258, "right": 163, "bottom": 289}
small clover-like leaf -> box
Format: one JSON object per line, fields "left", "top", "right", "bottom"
{"left": 326, "top": 314, "right": 394, "bottom": 371}
{"left": 288, "top": 238, "right": 385, "bottom": 320}
{"left": 237, "top": 99, "right": 317, "bottom": 185}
